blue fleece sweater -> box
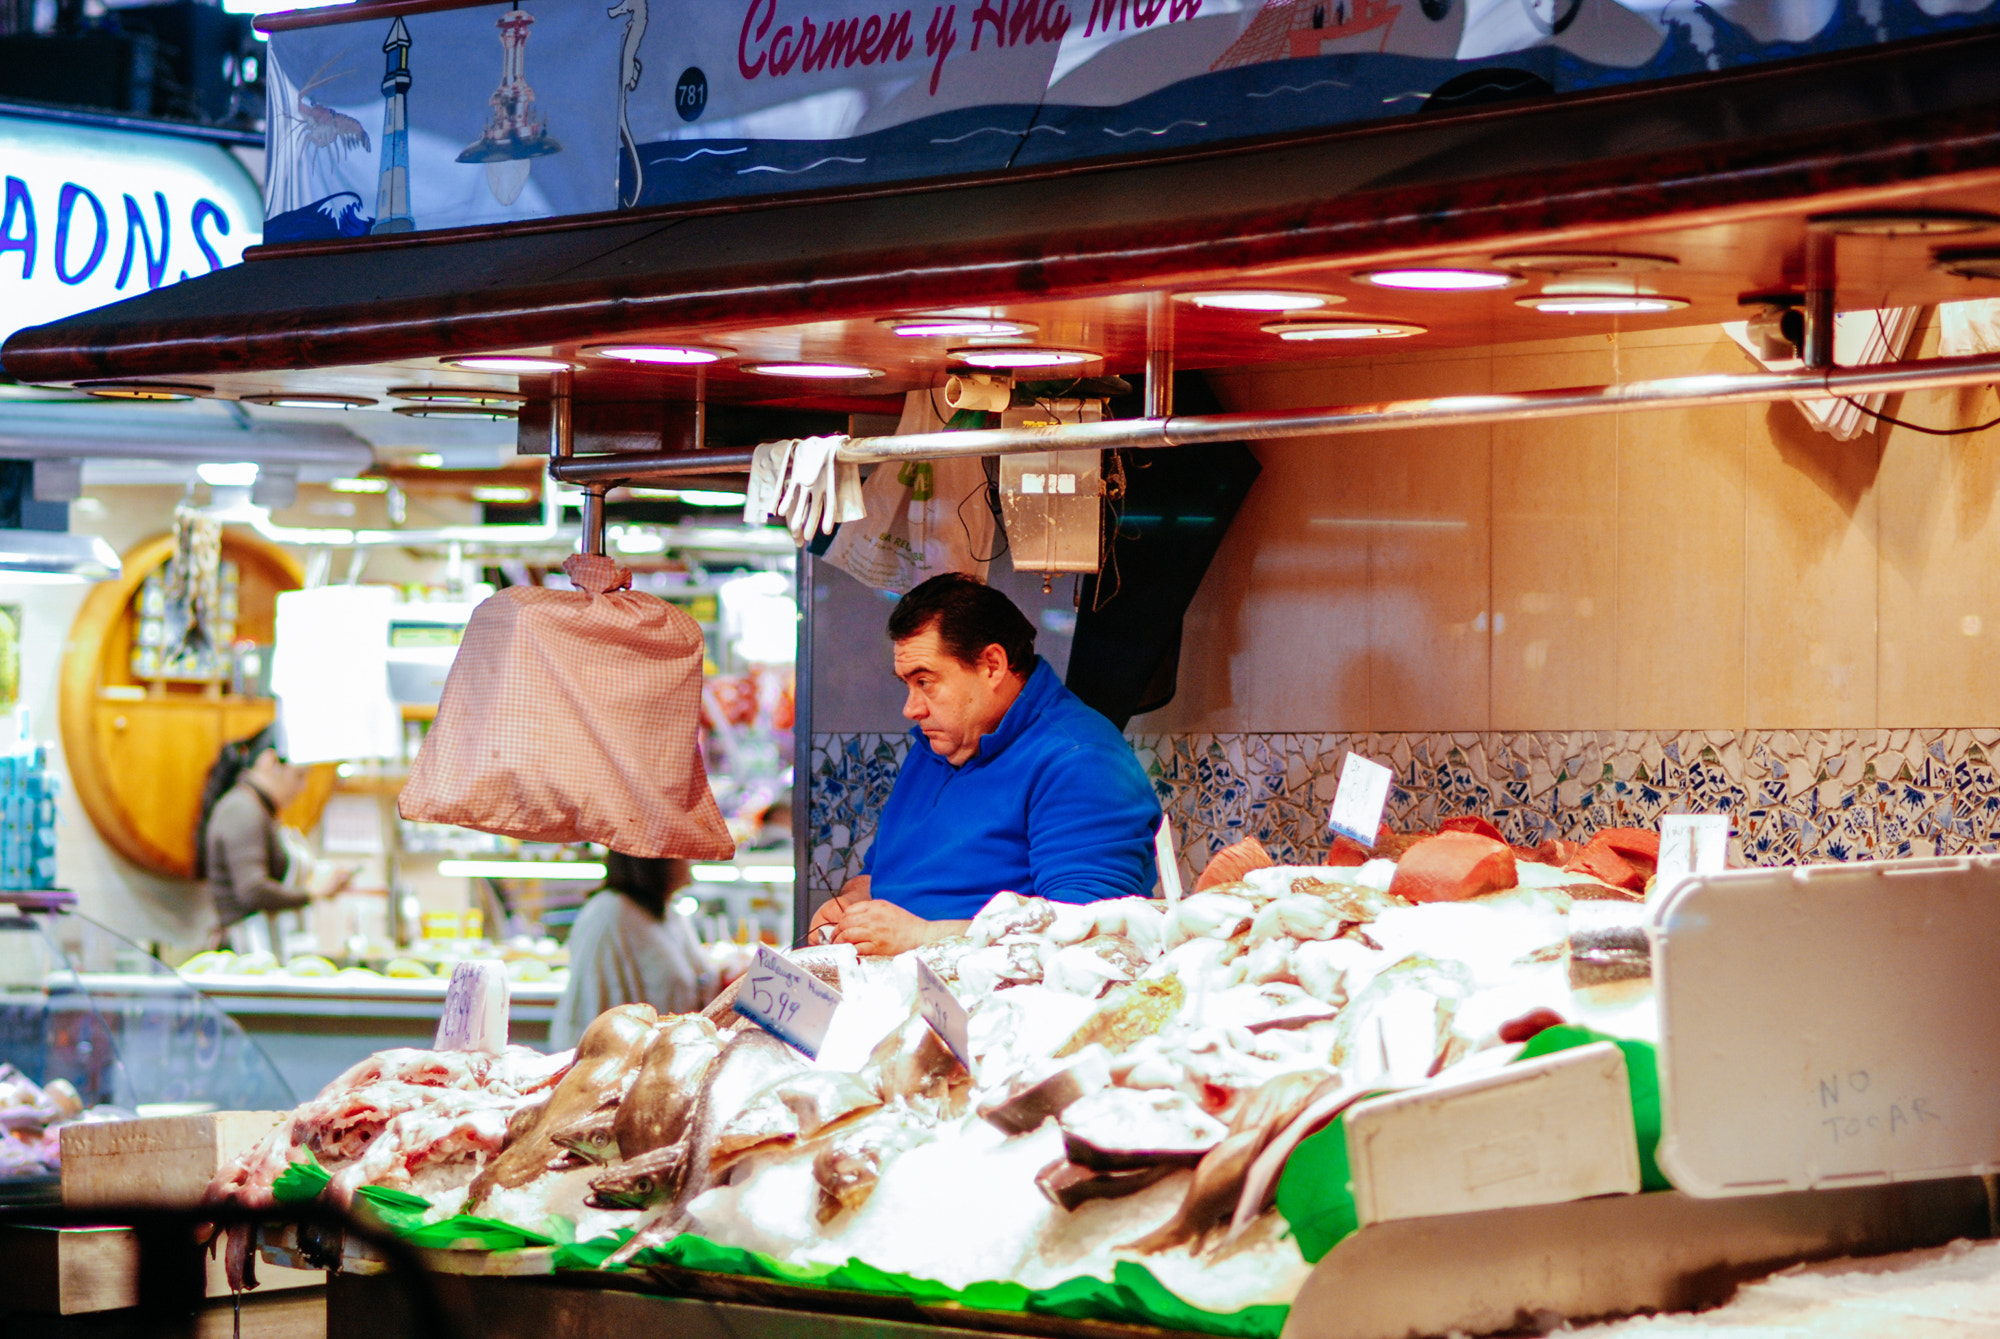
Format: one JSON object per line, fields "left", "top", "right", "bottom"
{"left": 860, "top": 660, "right": 1162, "bottom": 921}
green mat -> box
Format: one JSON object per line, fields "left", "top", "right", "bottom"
{"left": 1274, "top": 1027, "right": 1667, "bottom": 1263}
{"left": 555, "top": 1231, "right": 1289, "bottom": 1339}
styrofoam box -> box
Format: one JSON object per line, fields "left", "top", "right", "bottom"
{"left": 1345, "top": 1040, "right": 1640, "bottom": 1225}
{"left": 1654, "top": 856, "right": 2000, "bottom": 1196}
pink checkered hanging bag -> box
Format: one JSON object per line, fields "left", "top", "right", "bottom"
{"left": 399, "top": 553, "right": 736, "bottom": 859}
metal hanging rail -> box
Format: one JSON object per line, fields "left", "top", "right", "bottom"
{"left": 544, "top": 351, "right": 2000, "bottom": 487}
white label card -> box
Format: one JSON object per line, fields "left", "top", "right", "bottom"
{"left": 738, "top": 945, "right": 842, "bottom": 1059}
{"left": 914, "top": 959, "right": 972, "bottom": 1071}
{"left": 1657, "top": 814, "right": 1731, "bottom": 891}
{"left": 1327, "top": 752, "right": 1394, "bottom": 846}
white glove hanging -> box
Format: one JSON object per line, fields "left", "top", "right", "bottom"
{"left": 783, "top": 435, "right": 846, "bottom": 546}
{"left": 743, "top": 439, "right": 795, "bottom": 525}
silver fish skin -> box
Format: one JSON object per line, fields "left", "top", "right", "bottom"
{"left": 614, "top": 1015, "right": 721, "bottom": 1160}
{"left": 603, "top": 1027, "right": 806, "bottom": 1269}
{"left": 860, "top": 1013, "right": 968, "bottom": 1111}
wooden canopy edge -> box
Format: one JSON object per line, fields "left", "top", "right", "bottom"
{"left": 10, "top": 29, "right": 2000, "bottom": 384}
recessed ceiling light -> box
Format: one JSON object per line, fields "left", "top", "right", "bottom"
{"left": 389, "top": 387, "right": 527, "bottom": 406}
{"left": 472, "top": 485, "right": 536, "bottom": 503}
{"left": 1356, "top": 268, "right": 1523, "bottom": 292}
{"left": 1815, "top": 209, "right": 2000, "bottom": 237}
{"left": 742, "top": 362, "right": 886, "bottom": 379}
{"left": 415, "top": 454, "right": 445, "bottom": 468}
{"left": 329, "top": 478, "right": 390, "bottom": 494}
{"left": 584, "top": 343, "right": 735, "bottom": 365}
{"left": 197, "top": 462, "right": 259, "bottom": 487}
{"left": 242, "top": 393, "right": 376, "bottom": 410}
{"left": 1263, "top": 319, "right": 1426, "bottom": 340}
{"left": 1490, "top": 251, "right": 1678, "bottom": 274}
{"left": 1517, "top": 294, "right": 1690, "bottom": 314}
{"left": 881, "top": 317, "right": 1038, "bottom": 338}
{"left": 1935, "top": 249, "right": 2000, "bottom": 281}
{"left": 949, "top": 346, "right": 1096, "bottom": 369}
{"left": 1175, "top": 290, "right": 1342, "bottom": 311}
{"left": 392, "top": 405, "right": 520, "bottom": 420}
{"left": 75, "top": 381, "right": 212, "bottom": 401}
{"left": 442, "top": 355, "right": 576, "bottom": 373}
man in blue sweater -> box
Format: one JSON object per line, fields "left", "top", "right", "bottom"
{"left": 809, "top": 574, "right": 1162, "bottom": 957}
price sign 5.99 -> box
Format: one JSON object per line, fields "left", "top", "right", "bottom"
{"left": 738, "top": 944, "right": 842, "bottom": 1058}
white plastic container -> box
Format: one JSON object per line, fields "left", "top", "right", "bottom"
{"left": 1345, "top": 1040, "right": 1640, "bottom": 1225}
{"left": 1653, "top": 855, "right": 2000, "bottom": 1195}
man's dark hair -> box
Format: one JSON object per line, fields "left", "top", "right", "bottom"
{"left": 888, "top": 573, "right": 1036, "bottom": 674}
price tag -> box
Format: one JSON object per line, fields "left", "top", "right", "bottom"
{"left": 1657, "top": 814, "right": 1730, "bottom": 891}
{"left": 737, "top": 944, "right": 842, "bottom": 1058}
{"left": 914, "top": 958, "right": 971, "bottom": 1071}
{"left": 1327, "top": 752, "right": 1394, "bottom": 846}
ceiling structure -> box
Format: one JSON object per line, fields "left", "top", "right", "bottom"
{"left": 9, "top": 27, "right": 2000, "bottom": 435}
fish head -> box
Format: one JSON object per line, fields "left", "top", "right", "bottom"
{"left": 586, "top": 1144, "right": 685, "bottom": 1209}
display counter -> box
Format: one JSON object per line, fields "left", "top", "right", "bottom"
{"left": 61, "top": 971, "right": 562, "bottom": 1099}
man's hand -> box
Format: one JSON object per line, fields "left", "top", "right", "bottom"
{"left": 809, "top": 876, "right": 870, "bottom": 943}
{"left": 832, "top": 901, "right": 968, "bottom": 957}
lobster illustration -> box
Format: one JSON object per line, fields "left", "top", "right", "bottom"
{"left": 279, "top": 60, "right": 372, "bottom": 160}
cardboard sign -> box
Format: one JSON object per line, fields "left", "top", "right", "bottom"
{"left": 914, "top": 958, "right": 971, "bottom": 1071}
{"left": 737, "top": 944, "right": 842, "bottom": 1058}
{"left": 1328, "top": 753, "right": 1395, "bottom": 846}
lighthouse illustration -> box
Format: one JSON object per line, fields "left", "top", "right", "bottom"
{"left": 457, "top": 5, "right": 562, "bottom": 207}
{"left": 371, "top": 17, "right": 414, "bottom": 234}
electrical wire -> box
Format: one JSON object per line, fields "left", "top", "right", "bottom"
{"left": 1830, "top": 305, "right": 2000, "bottom": 436}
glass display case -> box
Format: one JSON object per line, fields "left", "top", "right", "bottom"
{"left": 0, "top": 892, "right": 294, "bottom": 1205}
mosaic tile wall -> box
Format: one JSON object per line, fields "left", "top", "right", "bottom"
{"left": 806, "top": 728, "right": 2000, "bottom": 895}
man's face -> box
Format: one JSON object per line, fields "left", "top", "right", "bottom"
{"left": 893, "top": 625, "right": 1014, "bottom": 766}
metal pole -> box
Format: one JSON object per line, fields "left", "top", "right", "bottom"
{"left": 579, "top": 483, "right": 608, "bottom": 555}
{"left": 693, "top": 365, "right": 707, "bottom": 450}
{"left": 791, "top": 549, "right": 813, "bottom": 945}
{"left": 544, "top": 349, "right": 2000, "bottom": 485}
{"left": 1145, "top": 295, "right": 1174, "bottom": 419}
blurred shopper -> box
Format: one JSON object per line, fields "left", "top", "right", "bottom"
{"left": 194, "top": 726, "right": 348, "bottom": 942}
{"left": 550, "top": 851, "right": 716, "bottom": 1048}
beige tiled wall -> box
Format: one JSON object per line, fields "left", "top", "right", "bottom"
{"left": 1146, "top": 313, "right": 1998, "bottom": 734}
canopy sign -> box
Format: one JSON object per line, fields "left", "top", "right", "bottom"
{"left": 266, "top": 0, "right": 2000, "bottom": 232}
{"left": 0, "top": 113, "right": 263, "bottom": 357}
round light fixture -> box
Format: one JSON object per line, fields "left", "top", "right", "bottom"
{"left": 741, "top": 362, "right": 886, "bottom": 379}
{"left": 1490, "top": 251, "right": 1679, "bottom": 274}
{"left": 584, "top": 343, "right": 735, "bottom": 365}
{"left": 881, "top": 317, "right": 1038, "bottom": 338}
{"left": 1935, "top": 250, "right": 2000, "bottom": 281}
{"left": 1814, "top": 209, "right": 2000, "bottom": 238}
{"left": 197, "top": 462, "right": 259, "bottom": 487}
{"left": 949, "top": 346, "right": 1096, "bottom": 369}
{"left": 388, "top": 387, "right": 528, "bottom": 407}
{"left": 242, "top": 393, "right": 376, "bottom": 409}
{"left": 392, "top": 405, "right": 521, "bottom": 420}
{"left": 1175, "top": 289, "right": 1342, "bottom": 311}
{"left": 1517, "top": 294, "right": 1690, "bottom": 315}
{"left": 75, "top": 380, "right": 212, "bottom": 401}
{"left": 442, "top": 355, "right": 577, "bottom": 373}
{"left": 1356, "top": 268, "right": 1523, "bottom": 292}
{"left": 1263, "top": 319, "right": 1426, "bottom": 341}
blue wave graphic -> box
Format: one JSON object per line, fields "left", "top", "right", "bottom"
{"left": 1102, "top": 119, "right": 1207, "bottom": 138}
{"left": 737, "top": 155, "right": 868, "bottom": 175}
{"left": 264, "top": 192, "right": 371, "bottom": 244}
{"left": 1246, "top": 80, "right": 1352, "bottom": 98}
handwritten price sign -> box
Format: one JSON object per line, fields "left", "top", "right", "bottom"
{"left": 914, "top": 958, "right": 971, "bottom": 1070}
{"left": 738, "top": 944, "right": 842, "bottom": 1058}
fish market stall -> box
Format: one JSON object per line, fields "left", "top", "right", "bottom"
{"left": 193, "top": 842, "right": 2000, "bottom": 1339}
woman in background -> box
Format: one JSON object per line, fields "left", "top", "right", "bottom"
{"left": 194, "top": 726, "right": 346, "bottom": 942}
{"left": 550, "top": 851, "right": 716, "bottom": 1049}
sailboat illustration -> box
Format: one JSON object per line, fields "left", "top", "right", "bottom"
{"left": 457, "top": 5, "right": 563, "bottom": 205}
{"left": 1215, "top": 0, "right": 1461, "bottom": 66}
